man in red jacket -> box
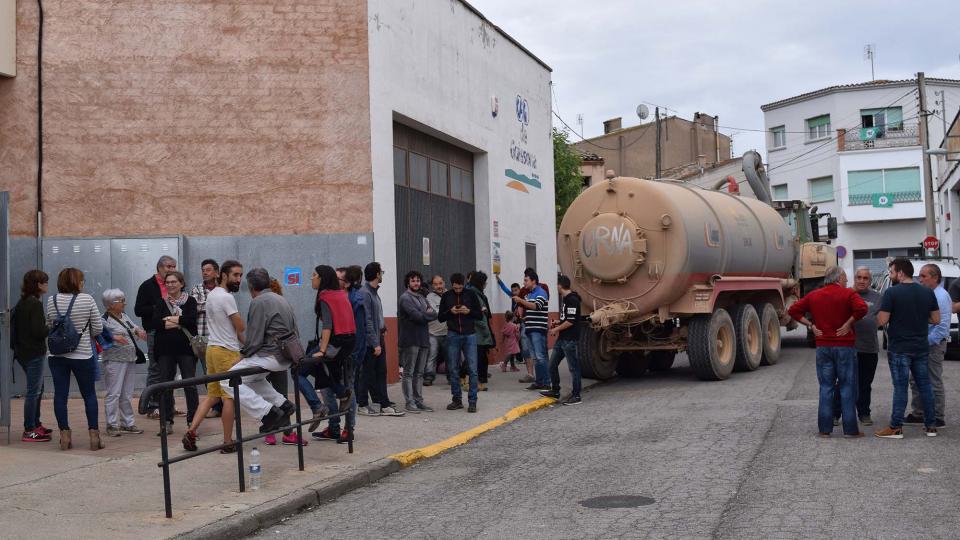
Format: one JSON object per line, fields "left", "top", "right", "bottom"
{"left": 789, "top": 266, "right": 868, "bottom": 438}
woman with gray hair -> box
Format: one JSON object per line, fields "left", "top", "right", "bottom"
{"left": 101, "top": 288, "right": 148, "bottom": 436}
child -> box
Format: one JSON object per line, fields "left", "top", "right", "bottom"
{"left": 500, "top": 311, "right": 521, "bottom": 372}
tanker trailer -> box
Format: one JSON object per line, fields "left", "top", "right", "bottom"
{"left": 557, "top": 151, "right": 836, "bottom": 381}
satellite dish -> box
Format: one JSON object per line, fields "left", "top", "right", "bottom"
{"left": 636, "top": 104, "right": 649, "bottom": 120}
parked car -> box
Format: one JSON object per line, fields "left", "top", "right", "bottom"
{"left": 875, "top": 258, "right": 960, "bottom": 361}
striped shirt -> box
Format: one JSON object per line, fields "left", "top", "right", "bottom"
{"left": 523, "top": 285, "right": 549, "bottom": 333}
{"left": 191, "top": 283, "right": 214, "bottom": 337}
{"left": 46, "top": 293, "right": 103, "bottom": 360}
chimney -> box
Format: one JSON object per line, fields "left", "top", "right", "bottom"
{"left": 603, "top": 117, "right": 622, "bottom": 134}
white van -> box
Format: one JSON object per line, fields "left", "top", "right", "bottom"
{"left": 875, "top": 258, "right": 960, "bottom": 360}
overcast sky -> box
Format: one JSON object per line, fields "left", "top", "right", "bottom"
{"left": 473, "top": 0, "right": 960, "bottom": 157}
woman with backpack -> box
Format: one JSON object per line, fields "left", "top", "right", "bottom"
{"left": 45, "top": 268, "right": 104, "bottom": 450}
{"left": 13, "top": 270, "right": 52, "bottom": 442}
{"left": 153, "top": 270, "right": 200, "bottom": 434}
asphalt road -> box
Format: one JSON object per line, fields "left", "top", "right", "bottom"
{"left": 251, "top": 333, "right": 960, "bottom": 539}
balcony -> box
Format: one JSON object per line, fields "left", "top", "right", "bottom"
{"left": 848, "top": 190, "right": 922, "bottom": 206}
{"left": 839, "top": 124, "right": 920, "bottom": 152}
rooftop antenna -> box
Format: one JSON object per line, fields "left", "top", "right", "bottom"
{"left": 864, "top": 44, "right": 876, "bottom": 81}
{"left": 576, "top": 113, "right": 584, "bottom": 138}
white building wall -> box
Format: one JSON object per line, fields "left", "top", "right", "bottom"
{"left": 763, "top": 81, "right": 960, "bottom": 277}
{"left": 367, "top": 0, "right": 555, "bottom": 315}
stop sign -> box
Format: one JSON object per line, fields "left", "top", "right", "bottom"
{"left": 923, "top": 236, "right": 940, "bottom": 250}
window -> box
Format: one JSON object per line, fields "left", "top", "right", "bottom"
{"left": 393, "top": 147, "right": 407, "bottom": 186}
{"left": 808, "top": 176, "right": 834, "bottom": 202}
{"left": 429, "top": 159, "right": 448, "bottom": 196}
{"left": 861, "top": 107, "right": 902, "bottom": 131}
{"left": 772, "top": 184, "right": 789, "bottom": 200}
{"left": 525, "top": 243, "right": 537, "bottom": 272}
{"left": 806, "top": 115, "right": 831, "bottom": 141}
{"left": 847, "top": 167, "right": 921, "bottom": 205}
{"left": 770, "top": 126, "right": 786, "bottom": 148}
{"left": 460, "top": 169, "right": 474, "bottom": 203}
{"left": 408, "top": 153, "right": 428, "bottom": 192}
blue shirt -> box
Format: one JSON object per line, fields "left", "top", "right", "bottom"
{"left": 929, "top": 285, "right": 952, "bottom": 346}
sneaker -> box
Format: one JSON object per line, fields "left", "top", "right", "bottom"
{"left": 539, "top": 389, "right": 560, "bottom": 399}
{"left": 843, "top": 432, "right": 865, "bottom": 438}
{"left": 156, "top": 421, "right": 174, "bottom": 436}
{"left": 121, "top": 424, "right": 144, "bottom": 434}
{"left": 479, "top": 383, "right": 488, "bottom": 392}
{"left": 875, "top": 426, "right": 904, "bottom": 439}
{"left": 219, "top": 442, "right": 237, "bottom": 454}
{"left": 182, "top": 430, "right": 198, "bottom": 451}
{"left": 423, "top": 378, "right": 434, "bottom": 387}
{"left": 935, "top": 419, "right": 946, "bottom": 429}
{"left": 337, "top": 429, "right": 353, "bottom": 444}
{"left": 446, "top": 401, "right": 464, "bottom": 411}
{"left": 282, "top": 433, "right": 308, "bottom": 446}
{"left": 36, "top": 423, "right": 53, "bottom": 435}
{"left": 817, "top": 432, "right": 831, "bottom": 438}
{"left": 105, "top": 425, "right": 123, "bottom": 437}
{"left": 415, "top": 403, "right": 434, "bottom": 412}
{"left": 859, "top": 416, "right": 873, "bottom": 426}
{"left": 526, "top": 383, "right": 549, "bottom": 391}
{"left": 311, "top": 427, "right": 338, "bottom": 441}
{"left": 357, "top": 406, "right": 380, "bottom": 416}
{"left": 307, "top": 410, "right": 326, "bottom": 432}
{"left": 379, "top": 405, "right": 405, "bottom": 417}
{"left": 467, "top": 403, "right": 477, "bottom": 413}
{"left": 832, "top": 417, "right": 840, "bottom": 427}
{"left": 259, "top": 406, "right": 284, "bottom": 433}
{"left": 561, "top": 395, "right": 582, "bottom": 406}
{"left": 903, "top": 413, "right": 925, "bottom": 425}
{"left": 21, "top": 430, "right": 51, "bottom": 442}
{"left": 924, "top": 427, "right": 938, "bottom": 437}
{"left": 264, "top": 434, "right": 277, "bottom": 445}
{"left": 518, "top": 375, "right": 534, "bottom": 383}
{"left": 279, "top": 400, "right": 295, "bottom": 425}
{"left": 404, "top": 404, "right": 422, "bottom": 414}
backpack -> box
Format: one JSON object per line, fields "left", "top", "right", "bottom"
{"left": 48, "top": 294, "right": 87, "bottom": 356}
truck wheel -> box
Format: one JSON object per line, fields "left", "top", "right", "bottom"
{"left": 616, "top": 352, "right": 649, "bottom": 378}
{"left": 731, "top": 304, "right": 763, "bottom": 372}
{"left": 648, "top": 351, "right": 675, "bottom": 371}
{"left": 758, "top": 303, "right": 781, "bottom": 366}
{"left": 578, "top": 322, "right": 617, "bottom": 380}
{"left": 688, "top": 309, "right": 736, "bottom": 380}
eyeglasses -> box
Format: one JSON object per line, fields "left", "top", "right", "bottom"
{"left": 164, "top": 281, "right": 181, "bottom": 286}
{"left": 113, "top": 299, "right": 126, "bottom": 304}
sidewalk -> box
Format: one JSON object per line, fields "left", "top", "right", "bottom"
{"left": 0, "top": 364, "right": 581, "bottom": 539}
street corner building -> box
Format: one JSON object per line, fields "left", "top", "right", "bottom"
{"left": 0, "top": 0, "right": 557, "bottom": 384}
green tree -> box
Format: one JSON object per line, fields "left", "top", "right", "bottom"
{"left": 553, "top": 127, "right": 583, "bottom": 230}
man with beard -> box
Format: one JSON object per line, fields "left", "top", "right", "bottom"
{"left": 182, "top": 260, "right": 245, "bottom": 452}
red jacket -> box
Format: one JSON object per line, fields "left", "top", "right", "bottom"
{"left": 788, "top": 283, "right": 868, "bottom": 347}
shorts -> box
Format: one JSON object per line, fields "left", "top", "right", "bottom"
{"left": 205, "top": 345, "right": 241, "bottom": 398}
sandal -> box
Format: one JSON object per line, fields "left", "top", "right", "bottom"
{"left": 146, "top": 410, "right": 161, "bottom": 420}
{"left": 174, "top": 409, "right": 187, "bottom": 417}
{"left": 182, "top": 430, "right": 198, "bottom": 452}
{"left": 219, "top": 442, "right": 237, "bottom": 454}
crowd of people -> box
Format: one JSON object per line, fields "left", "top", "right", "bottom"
{"left": 10, "top": 255, "right": 585, "bottom": 452}
{"left": 788, "top": 258, "right": 948, "bottom": 439}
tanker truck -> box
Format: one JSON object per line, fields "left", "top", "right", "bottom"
{"left": 557, "top": 150, "right": 837, "bottom": 381}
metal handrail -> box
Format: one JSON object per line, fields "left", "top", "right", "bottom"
{"left": 138, "top": 356, "right": 354, "bottom": 518}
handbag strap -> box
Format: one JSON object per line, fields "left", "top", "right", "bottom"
{"left": 108, "top": 312, "right": 141, "bottom": 349}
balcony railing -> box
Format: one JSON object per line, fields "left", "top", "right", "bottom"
{"left": 840, "top": 125, "right": 920, "bottom": 151}
{"left": 848, "top": 190, "right": 922, "bottom": 206}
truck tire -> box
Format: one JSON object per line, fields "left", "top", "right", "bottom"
{"left": 688, "top": 309, "right": 736, "bottom": 381}
{"left": 616, "top": 352, "right": 650, "bottom": 378}
{"left": 758, "top": 303, "right": 781, "bottom": 366}
{"left": 578, "top": 322, "right": 617, "bottom": 380}
{"left": 648, "top": 351, "right": 675, "bottom": 371}
{"left": 731, "top": 304, "right": 763, "bottom": 372}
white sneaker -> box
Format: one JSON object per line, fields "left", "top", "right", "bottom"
{"left": 379, "top": 405, "right": 405, "bottom": 417}
{"left": 357, "top": 406, "right": 380, "bottom": 416}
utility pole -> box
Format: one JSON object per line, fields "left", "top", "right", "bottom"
{"left": 714, "top": 115, "right": 720, "bottom": 163}
{"left": 918, "top": 72, "right": 936, "bottom": 238}
{"left": 655, "top": 107, "right": 662, "bottom": 178}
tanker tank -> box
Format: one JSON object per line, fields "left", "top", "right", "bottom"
{"left": 558, "top": 176, "right": 796, "bottom": 318}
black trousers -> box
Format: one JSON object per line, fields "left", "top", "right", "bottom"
{"left": 358, "top": 337, "right": 390, "bottom": 408}
{"left": 158, "top": 353, "right": 198, "bottom": 423}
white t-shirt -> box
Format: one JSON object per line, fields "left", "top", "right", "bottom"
{"left": 206, "top": 287, "right": 241, "bottom": 352}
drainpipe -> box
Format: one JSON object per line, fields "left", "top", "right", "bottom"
{"left": 35, "top": 0, "right": 44, "bottom": 268}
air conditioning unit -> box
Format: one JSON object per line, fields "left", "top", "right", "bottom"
{"left": 0, "top": 0, "right": 14, "bottom": 77}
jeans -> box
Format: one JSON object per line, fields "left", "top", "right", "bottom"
{"left": 19, "top": 356, "right": 45, "bottom": 431}
{"left": 158, "top": 354, "right": 199, "bottom": 424}
{"left": 447, "top": 331, "right": 478, "bottom": 404}
{"left": 321, "top": 386, "right": 356, "bottom": 432}
{"left": 910, "top": 341, "right": 946, "bottom": 421}
{"left": 426, "top": 334, "right": 446, "bottom": 381}
{"left": 889, "top": 351, "right": 935, "bottom": 428}
{"left": 49, "top": 356, "right": 99, "bottom": 430}
{"left": 400, "top": 345, "right": 429, "bottom": 407}
{"left": 548, "top": 339, "right": 582, "bottom": 396}
{"left": 815, "top": 347, "right": 858, "bottom": 435}
{"left": 528, "top": 330, "right": 549, "bottom": 386}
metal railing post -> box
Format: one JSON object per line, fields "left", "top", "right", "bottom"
{"left": 293, "top": 364, "right": 305, "bottom": 471}
{"left": 231, "top": 375, "right": 245, "bottom": 492}
{"left": 158, "top": 391, "right": 173, "bottom": 518}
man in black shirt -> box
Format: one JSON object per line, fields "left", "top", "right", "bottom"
{"left": 438, "top": 273, "right": 483, "bottom": 412}
{"left": 540, "top": 275, "right": 583, "bottom": 405}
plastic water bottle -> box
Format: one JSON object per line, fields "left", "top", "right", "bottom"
{"left": 248, "top": 447, "right": 261, "bottom": 491}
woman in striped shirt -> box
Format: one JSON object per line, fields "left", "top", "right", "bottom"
{"left": 46, "top": 268, "right": 104, "bottom": 451}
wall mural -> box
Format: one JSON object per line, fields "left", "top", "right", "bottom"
{"left": 506, "top": 94, "right": 540, "bottom": 193}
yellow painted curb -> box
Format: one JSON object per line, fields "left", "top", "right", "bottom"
{"left": 388, "top": 397, "right": 557, "bottom": 467}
